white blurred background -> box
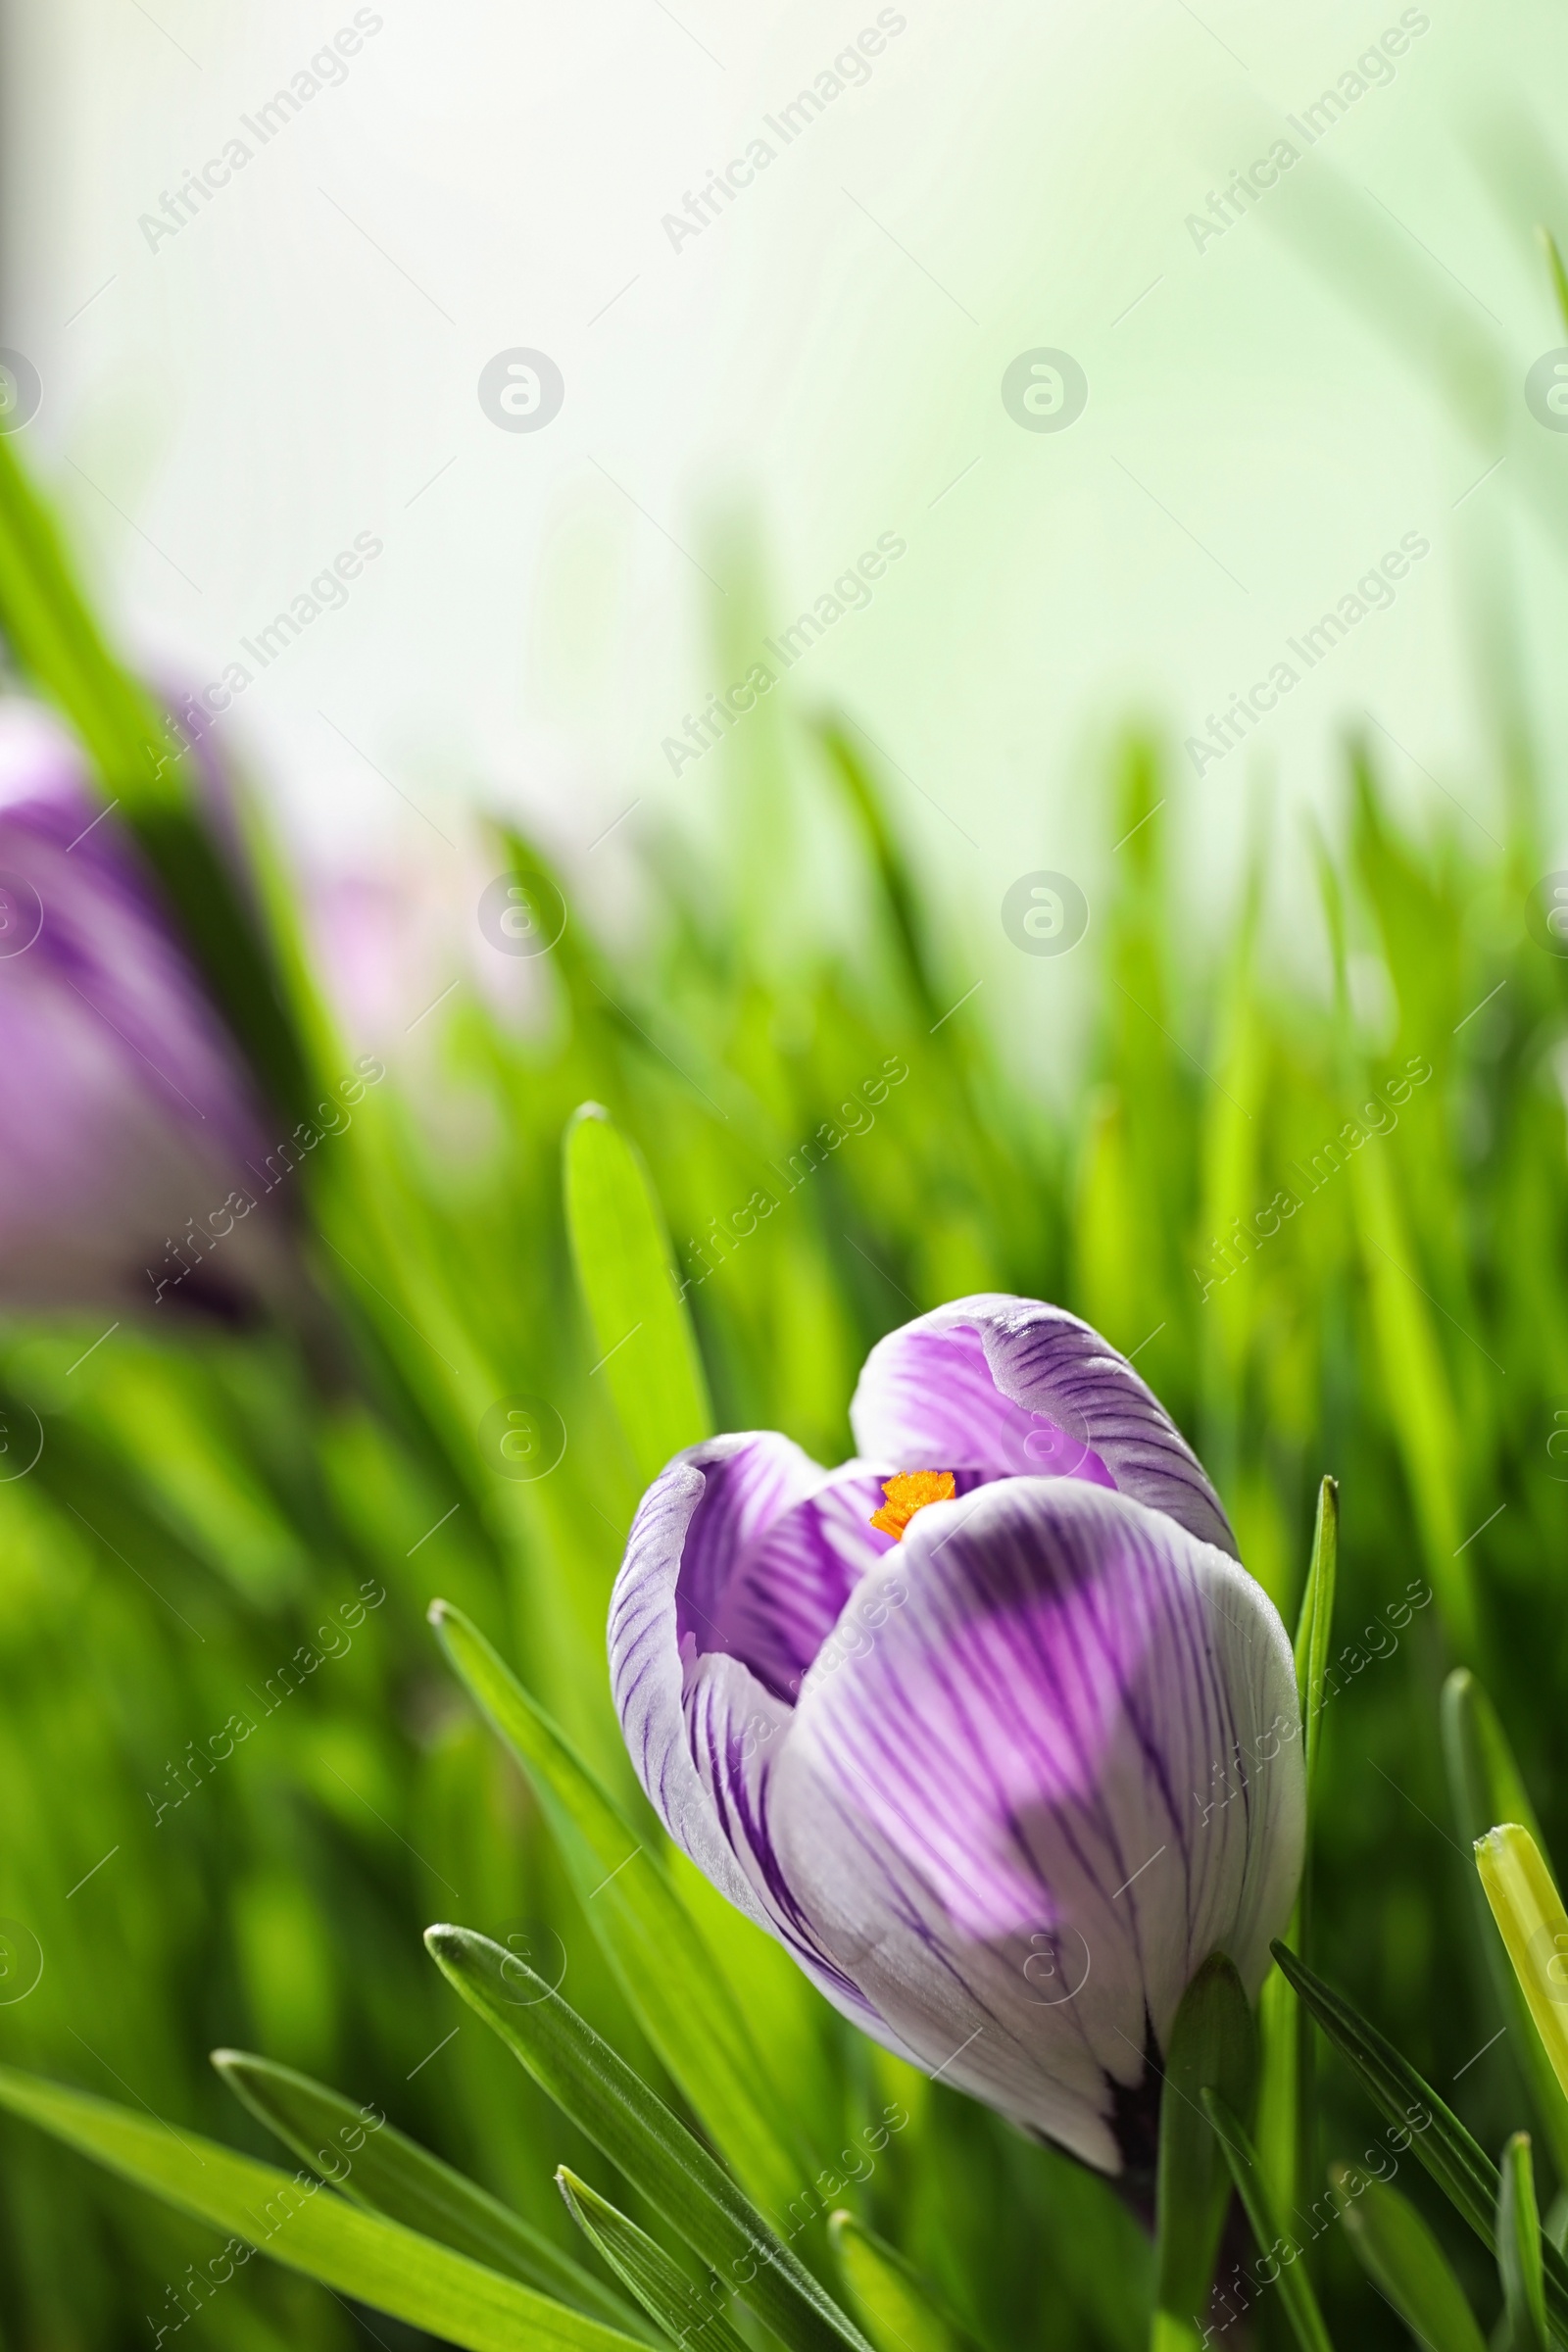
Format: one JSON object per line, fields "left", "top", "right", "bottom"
{"left": 5, "top": 0, "right": 1568, "bottom": 1014}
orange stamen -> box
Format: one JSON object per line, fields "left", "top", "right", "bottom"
{"left": 869, "top": 1469, "right": 956, "bottom": 1542}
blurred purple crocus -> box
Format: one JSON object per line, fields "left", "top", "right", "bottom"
{"left": 610, "top": 1295, "right": 1304, "bottom": 2179}
{"left": 0, "top": 701, "right": 286, "bottom": 1312}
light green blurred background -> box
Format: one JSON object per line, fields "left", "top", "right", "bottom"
{"left": 7, "top": 0, "right": 1568, "bottom": 1016}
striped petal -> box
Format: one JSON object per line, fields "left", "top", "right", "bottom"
{"left": 610, "top": 1432, "right": 859, "bottom": 1930}
{"left": 610, "top": 1432, "right": 927, "bottom": 2040}
{"left": 850, "top": 1295, "right": 1235, "bottom": 1554}
{"left": 761, "top": 1478, "right": 1301, "bottom": 2173}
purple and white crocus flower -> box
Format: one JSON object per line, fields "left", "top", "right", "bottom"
{"left": 0, "top": 702, "right": 284, "bottom": 1312}
{"left": 611, "top": 1296, "right": 1304, "bottom": 2180}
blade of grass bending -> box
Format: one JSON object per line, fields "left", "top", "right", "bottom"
{"left": 1257, "top": 1480, "right": 1337, "bottom": 2221}
{"left": 564, "top": 1104, "right": 712, "bottom": 1488}
{"left": 429, "top": 1600, "right": 800, "bottom": 2215}
{"left": 1200, "top": 2090, "right": 1335, "bottom": 2352}
{"left": 1154, "top": 1955, "right": 1259, "bottom": 2342}
{"left": 1498, "top": 2133, "right": 1550, "bottom": 2352}
{"left": 827, "top": 2211, "right": 987, "bottom": 2352}
{"left": 1443, "top": 1679, "right": 1568, "bottom": 2180}
{"left": 212, "top": 2048, "right": 645, "bottom": 2334}
{"left": 1336, "top": 2172, "right": 1489, "bottom": 2352}
{"left": 558, "top": 2167, "right": 752, "bottom": 2352}
{"left": 0, "top": 2063, "right": 643, "bottom": 2352}
{"left": 425, "top": 1926, "right": 873, "bottom": 2352}
{"left": 1269, "top": 1938, "right": 1568, "bottom": 2332}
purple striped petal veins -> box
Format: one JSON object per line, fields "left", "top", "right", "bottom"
{"left": 0, "top": 703, "right": 284, "bottom": 1312}
{"left": 610, "top": 1296, "right": 1304, "bottom": 2180}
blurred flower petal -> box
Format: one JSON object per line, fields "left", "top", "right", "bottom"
{"left": 0, "top": 702, "right": 284, "bottom": 1312}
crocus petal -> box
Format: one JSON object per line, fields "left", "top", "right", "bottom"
{"left": 760, "top": 1479, "right": 1301, "bottom": 2173}
{"left": 0, "top": 704, "right": 281, "bottom": 1311}
{"left": 850, "top": 1295, "right": 1235, "bottom": 1555}
{"left": 610, "top": 1432, "right": 935, "bottom": 2039}
{"left": 610, "top": 1433, "right": 835, "bottom": 1932}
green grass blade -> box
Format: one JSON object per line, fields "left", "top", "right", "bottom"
{"left": 424, "top": 1925, "right": 872, "bottom": 2352}
{"left": 814, "top": 721, "right": 942, "bottom": 1028}
{"left": 0, "top": 2063, "right": 643, "bottom": 2352}
{"left": 1270, "top": 1938, "right": 1568, "bottom": 2331}
{"left": 1293, "top": 1475, "right": 1337, "bottom": 2222}
{"left": 558, "top": 2167, "right": 753, "bottom": 2352}
{"left": 1154, "top": 1954, "right": 1258, "bottom": 2336}
{"left": 1444, "top": 1673, "right": 1544, "bottom": 1849}
{"left": 1475, "top": 1825, "right": 1568, "bottom": 2111}
{"left": 429, "top": 1600, "right": 800, "bottom": 2214}
{"left": 564, "top": 1103, "right": 713, "bottom": 1486}
{"left": 1269, "top": 1939, "right": 1498, "bottom": 2240}
{"left": 1258, "top": 1480, "right": 1338, "bottom": 2230}
{"left": 1442, "top": 1676, "right": 1568, "bottom": 2179}
{"left": 1335, "top": 2173, "right": 1488, "bottom": 2352}
{"left": 827, "top": 2211, "right": 987, "bottom": 2352}
{"left": 1498, "top": 2132, "right": 1550, "bottom": 2352}
{"left": 1294, "top": 1477, "right": 1339, "bottom": 1804}
{"left": 212, "top": 2048, "right": 642, "bottom": 2332}
{"left": 1200, "top": 2090, "right": 1335, "bottom": 2352}
{"left": 1346, "top": 1144, "right": 1472, "bottom": 1650}
{"left": 0, "top": 429, "right": 172, "bottom": 802}
{"left": 1542, "top": 227, "right": 1568, "bottom": 337}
